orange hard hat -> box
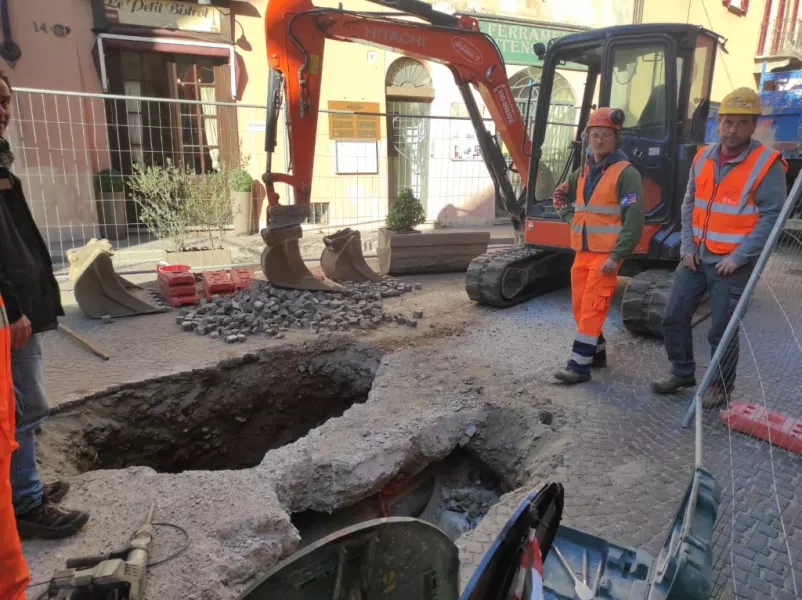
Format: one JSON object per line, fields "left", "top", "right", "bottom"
{"left": 586, "top": 107, "right": 625, "bottom": 132}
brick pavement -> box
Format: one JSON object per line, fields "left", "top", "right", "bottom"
{"left": 42, "top": 250, "right": 802, "bottom": 598}
{"left": 454, "top": 277, "right": 802, "bottom": 599}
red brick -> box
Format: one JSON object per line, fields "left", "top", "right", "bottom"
{"left": 158, "top": 279, "right": 199, "bottom": 307}
{"left": 158, "top": 269, "right": 195, "bottom": 288}
{"left": 230, "top": 268, "right": 254, "bottom": 290}
{"left": 202, "top": 270, "right": 234, "bottom": 301}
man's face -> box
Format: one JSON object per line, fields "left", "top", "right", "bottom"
{"left": 0, "top": 80, "right": 11, "bottom": 138}
{"left": 588, "top": 126, "right": 616, "bottom": 159}
{"left": 717, "top": 115, "right": 756, "bottom": 152}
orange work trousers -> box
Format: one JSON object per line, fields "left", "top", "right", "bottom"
{"left": 567, "top": 251, "right": 620, "bottom": 372}
{"left": 1, "top": 297, "right": 29, "bottom": 600}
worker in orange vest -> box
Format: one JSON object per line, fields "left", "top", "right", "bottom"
{"left": 0, "top": 292, "right": 30, "bottom": 600}
{"left": 552, "top": 107, "right": 645, "bottom": 384}
{"left": 652, "top": 87, "right": 787, "bottom": 407}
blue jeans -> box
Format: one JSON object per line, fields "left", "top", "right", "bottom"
{"left": 662, "top": 262, "right": 753, "bottom": 392}
{"left": 11, "top": 333, "right": 49, "bottom": 515}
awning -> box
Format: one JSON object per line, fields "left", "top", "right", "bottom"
{"left": 95, "top": 33, "right": 238, "bottom": 98}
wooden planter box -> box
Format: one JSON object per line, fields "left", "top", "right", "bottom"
{"left": 164, "top": 248, "right": 232, "bottom": 269}
{"left": 377, "top": 228, "right": 490, "bottom": 275}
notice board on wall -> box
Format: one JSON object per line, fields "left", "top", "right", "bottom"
{"left": 328, "top": 101, "right": 381, "bottom": 140}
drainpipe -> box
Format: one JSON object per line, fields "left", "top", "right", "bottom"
{"left": 0, "top": 0, "right": 21, "bottom": 67}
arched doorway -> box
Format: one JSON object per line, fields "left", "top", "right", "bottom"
{"left": 385, "top": 58, "right": 434, "bottom": 210}
{"left": 504, "top": 68, "right": 577, "bottom": 202}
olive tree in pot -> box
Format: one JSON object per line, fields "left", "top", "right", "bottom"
{"left": 378, "top": 187, "right": 490, "bottom": 275}
{"left": 94, "top": 168, "right": 128, "bottom": 241}
{"left": 228, "top": 169, "right": 253, "bottom": 235}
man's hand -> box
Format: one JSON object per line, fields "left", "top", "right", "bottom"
{"left": 552, "top": 182, "right": 569, "bottom": 209}
{"left": 10, "top": 314, "right": 32, "bottom": 349}
{"left": 682, "top": 253, "right": 699, "bottom": 272}
{"left": 600, "top": 257, "right": 619, "bottom": 275}
{"left": 715, "top": 255, "right": 740, "bottom": 276}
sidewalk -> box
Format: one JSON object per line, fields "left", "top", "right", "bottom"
{"left": 52, "top": 224, "right": 518, "bottom": 279}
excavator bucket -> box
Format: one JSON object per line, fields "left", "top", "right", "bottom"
{"left": 67, "top": 239, "right": 166, "bottom": 319}
{"left": 261, "top": 225, "right": 342, "bottom": 292}
{"left": 320, "top": 227, "right": 383, "bottom": 284}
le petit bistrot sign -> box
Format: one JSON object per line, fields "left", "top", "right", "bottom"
{"left": 103, "top": 0, "right": 222, "bottom": 33}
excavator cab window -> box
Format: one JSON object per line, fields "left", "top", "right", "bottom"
{"left": 524, "top": 44, "right": 602, "bottom": 214}
{"left": 604, "top": 37, "right": 677, "bottom": 220}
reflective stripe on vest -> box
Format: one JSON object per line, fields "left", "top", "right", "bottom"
{"left": 692, "top": 144, "right": 787, "bottom": 255}
{"left": 570, "top": 161, "right": 630, "bottom": 253}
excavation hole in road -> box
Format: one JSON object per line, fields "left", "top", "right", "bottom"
{"left": 291, "top": 448, "right": 502, "bottom": 547}
{"left": 39, "top": 342, "right": 381, "bottom": 475}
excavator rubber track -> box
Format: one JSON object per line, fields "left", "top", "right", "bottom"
{"left": 465, "top": 246, "right": 573, "bottom": 308}
{"left": 622, "top": 267, "right": 711, "bottom": 339}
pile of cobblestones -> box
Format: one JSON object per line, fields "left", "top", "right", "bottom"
{"left": 176, "top": 278, "right": 423, "bottom": 343}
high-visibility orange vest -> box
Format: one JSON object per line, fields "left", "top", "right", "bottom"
{"left": 0, "top": 293, "right": 16, "bottom": 457}
{"left": 692, "top": 143, "right": 787, "bottom": 255}
{"left": 570, "top": 161, "right": 629, "bottom": 253}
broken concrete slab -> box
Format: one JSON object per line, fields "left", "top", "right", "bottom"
{"left": 24, "top": 467, "right": 297, "bottom": 600}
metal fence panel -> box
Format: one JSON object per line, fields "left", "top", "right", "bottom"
{"left": 682, "top": 174, "right": 802, "bottom": 599}
{"left": 8, "top": 88, "right": 582, "bottom": 268}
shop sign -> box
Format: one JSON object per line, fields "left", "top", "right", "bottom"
{"left": 328, "top": 101, "right": 381, "bottom": 140}
{"left": 103, "top": 0, "right": 223, "bottom": 34}
{"left": 476, "top": 18, "right": 582, "bottom": 68}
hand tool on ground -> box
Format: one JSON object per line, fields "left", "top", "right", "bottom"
{"left": 45, "top": 502, "right": 156, "bottom": 599}
{"left": 552, "top": 544, "right": 594, "bottom": 600}
{"left": 58, "top": 324, "right": 110, "bottom": 361}
{"left": 591, "top": 553, "right": 604, "bottom": 597}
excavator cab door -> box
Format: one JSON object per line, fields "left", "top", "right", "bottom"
{"left": 600, "top": 35, "right": 679, "bottom": 226}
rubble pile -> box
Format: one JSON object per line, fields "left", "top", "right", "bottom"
{"left": 176, "top": 278, "right": 423, "bottom": 343}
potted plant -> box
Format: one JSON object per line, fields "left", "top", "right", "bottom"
{"left": 228, "top": 169, "right": 253, "bottom": 235}
{"left": 94, "top": 168, "right": 128, "bottom": 241}
{"left": 377, "top": 187, "right": 490, "bottom": 275}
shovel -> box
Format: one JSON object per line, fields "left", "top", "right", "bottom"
{"left": 552, "top": 544, "right": 594, "bottom": 600}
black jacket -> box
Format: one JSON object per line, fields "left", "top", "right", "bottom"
{"left": 0, "top": 167, "right": 64, "bottom": 333}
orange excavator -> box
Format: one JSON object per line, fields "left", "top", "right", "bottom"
{"left": 262, "top": 0, "right": 721, "bottom": 335}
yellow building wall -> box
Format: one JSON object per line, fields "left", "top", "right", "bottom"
{"left": 641, "top": 0, "right": 764, "bottom": 101}
{"left": 236, "top": 0, "right": 391, "bottom": 229}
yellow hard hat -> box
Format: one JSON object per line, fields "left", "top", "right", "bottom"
{"left": 719, "top": 87, "right": 762, "bottom": 116}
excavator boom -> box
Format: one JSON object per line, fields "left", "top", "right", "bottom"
{"left": 259, "top": 0, "right": 535, "bottom": 291}
{"left": 264, "top": 0, "right": 530, "bottom": 214}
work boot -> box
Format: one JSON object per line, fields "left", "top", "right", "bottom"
{"left": 16, "top": 502, "right": 90, "bottom": 540}
{"left": 592, "top": 350, "right": 607, "bottom": 369}
{"left": 701, "top": 383, "right": 729, "bottom": 409}
{"left": 42, "top": 481, "right": 70, "bottom": 504}
{"left": 650, "top": 374, "right": 697, "bottom": 394}
{"left": 554, "top": 369, "right": 591, "bottom": 385}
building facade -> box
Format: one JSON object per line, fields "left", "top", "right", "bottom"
{"left": 5, "top": 0, "right": 644, "bottom": 250}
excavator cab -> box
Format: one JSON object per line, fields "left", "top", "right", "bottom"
{"left": 468, "top": 25, "right": 720, "bottom": 334}
{"left": 524, "top": 24, "right": 718, "bottom": 249}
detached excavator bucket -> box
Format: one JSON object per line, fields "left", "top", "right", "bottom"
{"left": 261, "top": 225, "right": 341, "bottom": 292}
{"left": 320, "top": 228, "right": 383, "bottom": 284}
{"left": 67, "top": 239, "right": 166, "bottom": 319}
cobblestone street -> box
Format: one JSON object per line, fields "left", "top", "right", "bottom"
{"left": 36, "top": 260, "right": 802, "bottom": 599}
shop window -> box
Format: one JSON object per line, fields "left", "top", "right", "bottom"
{"left": 110, "top": 50, "right": 237, "bottom": 176}
{"left": 176, "top": 56, "right": 219, "bottom": 174}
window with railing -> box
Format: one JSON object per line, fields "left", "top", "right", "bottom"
{"left": 304, "top": 203, "right": 330, "bottom": 225}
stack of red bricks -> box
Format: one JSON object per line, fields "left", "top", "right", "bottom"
{"left": 157, "top": 265, "right": 200, "bottom": 307}
{"left": 202, "top": 267, "right": 254, "bottom": 301}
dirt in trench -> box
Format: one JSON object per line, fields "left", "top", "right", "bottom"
{"left": 38, "top": 340, "right": 382, "bottom": 476}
